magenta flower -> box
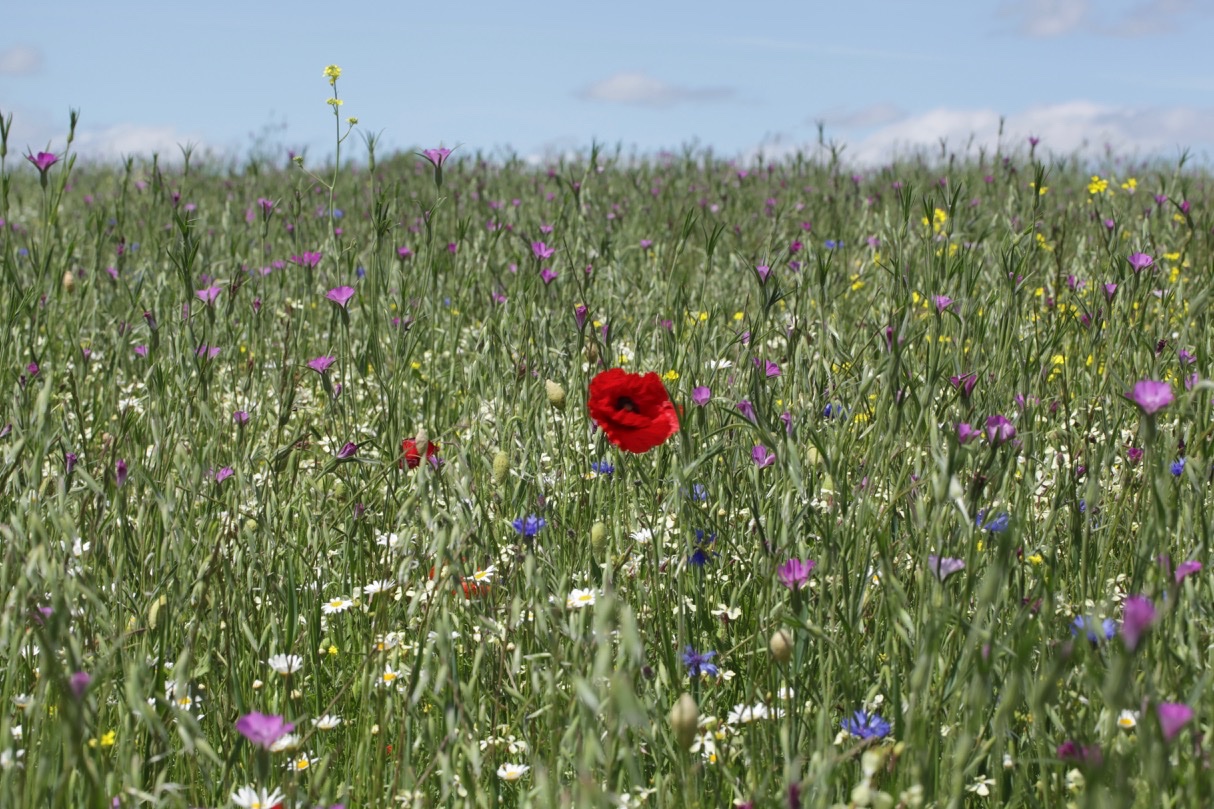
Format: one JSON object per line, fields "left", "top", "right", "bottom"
{"left": 396, "top": 246, "right": 414, "bottom": 260}
{"left": 235, "top": 711, "right": 295, "bottom": 749}
{"left": 215, "top": 466, "right": 234, "bottom": 484}
{"left": 1126, "top": 446, "right": 1144, "bottom": 464}
{"left": 737, "top": 400, "right": 756, "bottom": 422}
{"left": 640, "top": 239, "right": 653, "bottom": 249}
{"left": 957, "top": 423, "right": 980, "bottom": 444}
{"left": 69, "top": 671, "right": 92, "bottom": 699}
{"left": 927, "top": 555, "right": 966, "bottom": 581}
{"left": 26, "top": 151, "right": 59, "bottom": 173}
{"left": 752, "top": 445, "right": 775, "bottom": 468}
{"left": 777, "top": 558, "right": 816, "bottom": 590}
{"left": 531, "top": 241, "right": 555, "bottom": 260}
{"left": 290, "top": 251, "right": 323, "bottom": 268}
{"left": 984, "top": 414, "right": 1016, "bottom": 445}
{"left": 1120, "top": 595, "right": 1156, "bottom": 651}
{"left": 1127, "top": 252, "right": 1154, "bottom": 272}
{"left": 933, "top": 295, "right": 953, "bottom": 313}
{"left": 420, "top": 147, "right": 452, "bottom": 167}
{"left": 115, "top": 459, "right": 129, "bottom": 488}
{"left": 756, "top": 264, "right": 772, "bottom": 283}
{"left": 691, "top": 386, "right": 711, "bottom": 406}
{"left": 539, "top": 268, "right": 558, "bottom": 285}
{"left": 754, "top": 358, "right": 781, "bottom": 377}
{"left": 574, "top": 304, "right": 589, "bottom": 330}
{"left": 336, "top": 442, "right": 358, "bottom": 460}
{"left": 326, "top": 286, "right": 356, "bottom": 309}
{"left": 1103, "top": 283, "right": 1118, "bottom": 303}
{"left": 308, "top": 355, "right": 336, "bottom": 374}
{"left": 233, "top": 410, "right": 250, "bottom": 425}
{"left": 949, "top": 373, "right": 977, "bottom": 398}
{"left": 1174, "top": 559, "right": 1202, "bottom": 583}
{"left": 1125, "top": 380, "right": 1173, "bottom": 415}
{"left": 195, "top": 286, "right": 222, "bottom": 305}
{"left": 196, "top": 345, "right": 221, "bottom": 360}
{"left": 1157, "top": 702, "right": 1193, "bottom": 742}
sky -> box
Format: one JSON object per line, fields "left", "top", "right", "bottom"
{"left": 2, "top": 0, "right": 1214, "bottom": 166}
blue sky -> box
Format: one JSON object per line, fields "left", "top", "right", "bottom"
{"left": 2, "top": 0, "right": 1213, "bottom": 164}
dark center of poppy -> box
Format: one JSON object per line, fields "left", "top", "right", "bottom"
{"left": 615, "top": 396, "right": 638, "bottom": 412}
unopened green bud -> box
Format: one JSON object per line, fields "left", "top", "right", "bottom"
{"left": 769, "top": 628, "right": 793, "bottom": 664}
{"left": 590, "top": 521, "right": 608, "bottom": 557}
{"left": 668, "top": 692, "right": 698, "bottom": 751}
{"left": 545, "top": 379, "right": 566, "bottom": 410}
{"left": 492, "top": 449, "right": 509, "bottom": 485}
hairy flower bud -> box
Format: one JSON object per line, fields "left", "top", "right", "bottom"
{"left": 62, "top": 271, "right": 76, "bottom": 293}
{"left": 492, "top": 449, "right": 509, "bottom": 485}
{"left": 590, "top": 521, "right": 608, "bottom": 558}
{"left": 668, "top": 693, "right": 698, "bottom": 751}
{"left": 545, "top": 379, "right": 566, "bottom": 410}
{"left": 769, "top": 628, "right": 793, "bottom": 664}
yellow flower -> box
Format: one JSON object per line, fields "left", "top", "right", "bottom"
{"left": 1120, "top": 177, "right": 1137, "bottom": 191}
{"left": 323, "top": 64, "right": 342, "bottom": 84}
{"left": 326, "top": 98, "right": 344, "bottom": 107}
{"left": 1031, "top": 181, "right": 1049, "bottom": 196}
{"left": 100, "top": 730, "right": 116, "bottom": 747}
{"left": 347, "top": 116, "right": 359, "bottom": 125}
{"left": 1087, "top": 175, "right": 1109, "bottom": 195}
{"left": 662, "top": 370, "right": 679, "bottom": 381}
{"left": 1164, "top": 252, "right": 1181, "bottom": 261}
{"left": 1027, "top": 553, "right": 1044, "bottom": 565}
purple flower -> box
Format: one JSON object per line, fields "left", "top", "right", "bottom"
{"left": 69, "top": 671, "right": 92, "bottom": 699}
{"left": 777, "top": 558, "right": 816, "bottom": 590}
{"left": 215, "top": 466, "right": 234, "bottom": 484}
{"left": 1125, "top": 380, "right": 1173, "bottom": 415}
{"left": 957, "top": 422, "right": 981, "bottom": 444}
{"left": 1057, "top": 741, "right": 1103, "bottom": 768}
{"left": 841, "top": 710, "right": 890, "bottom": 740}
{"left": 984, "top": 414, "right": 1016, "bottom": 445}
{"left": 512, "top": 515, "right": 546, "bottom": 537}
{"left": 737, "top": 400, "right": 756, "bottom": 422}
{"left": 336, "top": 442, "right": 358, "bottom": 460}
{"left": 1157, "top": 702, "right": 1193, "bottom": 742}
{"left": 235, "top": 711, "right": 295, "bottom": 749}
{"left": 196, "top": 345, "right": 221, "bottom": 360}
{"left": 755, "top": 264, "right": 771, "bottom": 283}
{"left": 1103, "top": 282, "right": 1118, "bottom": 303}
{"left": 927, "top": 555, "right": 965, "bottom": 581}
{"left": 396, "top": 246, "right": 414, "bottom": 260}
{"left": 290, "top": 251, "right": 323, "bottom": 268}
{"left": 65, "top": 452, "right": 78, "bottom": 474}
{"left": 691, "top": 386, "right": 712, "bottom": 406}
{"left": 933, "top": 295, "right": 953, "bottom": 313}
{"left": 26, "top": 151, "right": 59, "bottom": 173}
{"left": 1126, "top": 446, "right": 1144, "bottom": 464}
{"left": 1174, "top": 560, "right": 1202, "bottom": 582}
{"left": 639, "top": 239, "right": 653, "bottom": 249}
{"left": 539, "top": 268, "right": 558, "bottom": 285}
{"left": 326, "top": 286, "right": 356, "bottom": 309}
{"left": 308, "top": 356, "right": 336, "bottom": 374}
{"left": 195, "top": 286, "right": 222, "bottom": 305}
{"left": 1071, "top": 616, "right": 1115, "bottom": 643}
{"left": 115, "top": 459, "right": 128, "bottom": 488}
{"left": 1127, "top": 252, "right": 1154, "bottom": 272}
{"left": 420, "top": 147, "right": 452, "bottom": 168}
{"left": 233, "top": 410, "right": 250, "bottom": 425}
{"left": 752, "top": 445, "right": 775, "bottom": 468}
{"left": 531, "top": 241, "right": 555, "bottom": 260}
{"left": 681, "top": 646, "right": 719, "bottom": 678}
{"left": 574, "top": 304, "right": 589, "bottom": 330}
{"left": 949, "top": 374, "right": 977, "bottom": 398}
{"left": 1120, "top": 595, "right": 1156, "bottom": 651}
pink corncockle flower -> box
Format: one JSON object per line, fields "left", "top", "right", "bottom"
{"left": 1120, "top": 595, "right": 1156, "bottom": 651}
{"left": 1157, "top": 703, "right": 1193, "bottom": 742}
{"left": 336, "top": 442, "right": 358, "bottom": 460}
{"left": 235, "top": 712, "right": 295, "bottom": 749}
{"left": 26, "top": 151, "right": 59, "bottom": 173}
{"left": 396, "top": 246, "right": 413, "bottom": 260}
{"left": 290, "top": 251, "right": 322, "bottom": 268}
{"left": 756, "top": 264, "right": 771, "bottom": 283}
{"left": 1174, "top": 560, "right": 1202, "bottom": 583}
{"left": 115, "top": 459, "right": 129, "bottom": 488}
{"left": 751, "top": 445, "right": 775, "bottom": 468}
{"left": 214, "top": 467, "right": 234, "bottom": 484}
{"left": 1125, "top": 380, "right": 1173, "bottom": 415}
{"left": 420, "top": 147, "right": 453, "bottom": 187}
{"left": 640, "top": 239, "right": 653, "bottom": 249}
{"left": 195, "top": 286, "right": 222, "bottom": 305}
{"left": 539, "top": 268, "right": 558, "bottom": 285}
{"left": 531, "top": 241, "right": 555, "bottom": 260}
{"left": 957, "top": 422, "right": 980, "bottom": 444}
{"left": 308, "top": 356, "right": 336, "bottom": 374}
{"left": 196, "top": 345, "right": 221, "bottom": 360}
{"left": 755, "top": 358, "right": 781, "bottom": 378}
{"left": 1103, "top": 283, "right": 1118, "bottom": 303}
{"left": 737, "top": 400, "right": 756, "bottom": 421}
{"left": 691, "top": 386, "right": 711, "bottom": 406}
{"left": 949, "top": 374, "right": 977, "bottom": 398}
{"left": 927, "top": 555, "right": 965, "bottom": 581}
{"left": 574, "top": 304, "right": 588, "bottom": 330}
{"left": 933, "top": 295, "right": 953, "bottom": 313}
{"left": 985, "top": 414, "right": 1016, "bottom": 445}
{"left": 233, "top": 410, "right": 250, "bottom": 425}
{"left": 326, "top": 286, "right": 356, "bottom": 309}
{"left": 777, "top": 558, "right": 816, "bottom": 590}
{"left": 1127, "top": 252, "right": 1154, "bottom": 272}
{"left": 69, "top": 671, "right": 92, "bottom": 699}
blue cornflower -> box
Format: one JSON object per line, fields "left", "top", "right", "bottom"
{"left": 356, "top": 266, "right": 366, "bottom": 278}
{"left": 976, "top": 510, "right": 1009, "bottom": 533}
{"left": 841, "top": 710, "right": 890, "bottom": 740}
{"left": 681, "top": 646, "right": 719, "bottom": 678}
{"left": 590, "top": 460, "right": 615, "bottom": 477}
{"left": 1171, "top": 458, "right": 1186, "bottom": 477}
{"left": 823, "top": 403, "right": 844, "bottom": 420}
{"left": 1071, "top": 616, "right": 1116, "bottom": 643}
{"left": 824, "top": 239, "right": 843, "bottom": 250}
{"left": 689, "top": 529, "right": 717, "bottom": 567}
{"left": 512, "top": 515, "right": 546, "bottom": 537}
{"left": 690, "top": 483, "right": 708, "bottom": 501}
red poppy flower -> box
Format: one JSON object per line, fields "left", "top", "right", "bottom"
{"left": 587, "top": 368, "right": 679, "bottom": 453}
{"left": 400, "top": 438, "right": 439, "bottom": 470}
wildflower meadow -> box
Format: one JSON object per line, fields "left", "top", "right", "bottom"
{"left": 3, "top": 68, "right": 1214, "bottom": 809}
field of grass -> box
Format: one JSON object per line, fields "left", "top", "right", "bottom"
{"left": 2, "top": 75, "right": 1214, "bottom": 809}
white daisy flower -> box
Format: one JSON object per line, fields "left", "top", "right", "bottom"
{"left": 267, "top": 654, "right": 303, "bottom": 676}
{"left": 231, "top": 785, "right": 286, "bottom": 809}
{"left": 311, "top": 714, "right": 342, "bottom": 730}
{"left": 566, "top": 588, "right": 596, "bottom": 609}
{"left": 321, "top": 596, "right": 354, "bottom": 615}
{"left": 496, "top": 762, "right": 530, "bottom": 781}
{"left": 471, "top": 565, "right": 496, "bottom": 584}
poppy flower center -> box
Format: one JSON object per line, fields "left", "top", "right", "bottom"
{"left": 615, "top": 396, "right": 638, "bottom": 412}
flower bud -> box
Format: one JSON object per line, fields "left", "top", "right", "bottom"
{"left": 769, "top": 628, "right": 793, "bottom": 664}
{"left": 62, "top": 271, "right": 76, "bottom": 293}
{"left": 492, "top": 449, "right": 509, "bottom": 485}
{"left": 668, "top": 693, "right": 698, "bottom": 751}
{"left": 545, "top": 379, "right": 566, "bottom": 410}
{"left": 590, "top": 521, "right": 608, "bottom": 557}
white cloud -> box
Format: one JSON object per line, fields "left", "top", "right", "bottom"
{"left": 74, "top": 124, "right": 208, "bottom": 161}
{"left": 846, "top": 101, "right": 1214, "bottom": 163}
{"left": 817, "top": 103, "right": 906, "bottom": 130}
{"left": 578, "top": 71, "right": 735, "bottom": 108}
{"left": 1102, "top": 0, "right": 1206, "bottom": 36}
{"left": 0, "top": 45, "right": 43, "bottom": 76}
{"left": 999, "top": 0, "right": 1089, "bottom": 38}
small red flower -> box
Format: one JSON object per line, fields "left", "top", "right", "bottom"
{"left": 400, "top": 438, "right": 438, "bottom": 469}
{"left": 587, "top": 368, "right": 679, "bottom": 453}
